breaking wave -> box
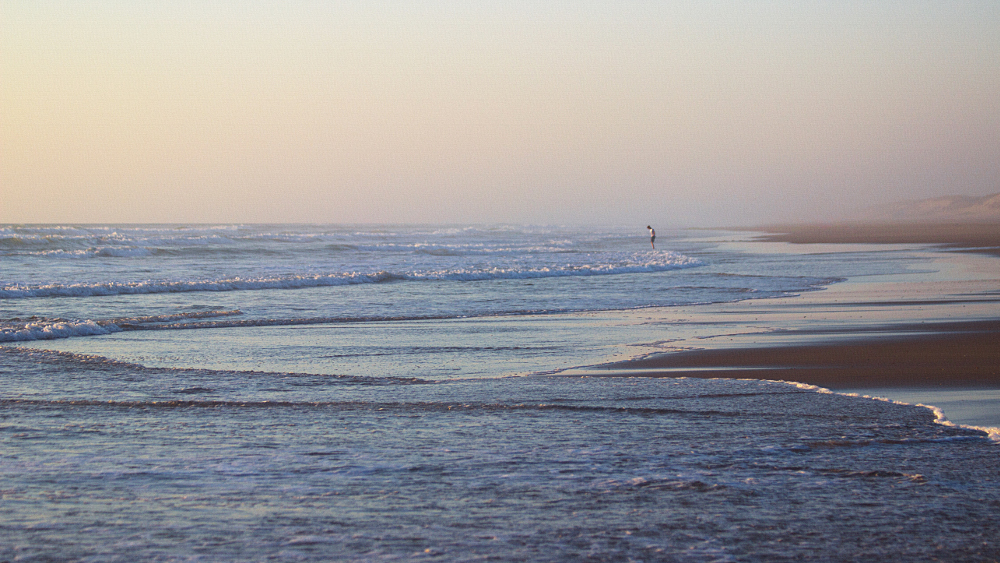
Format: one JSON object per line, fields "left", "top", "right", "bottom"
{"left": 1, "top": 252, "right": 700, "bottom": 299}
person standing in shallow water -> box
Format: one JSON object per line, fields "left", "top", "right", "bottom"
{"left": 647, "top": 226, "right": 655, "bottom": 250}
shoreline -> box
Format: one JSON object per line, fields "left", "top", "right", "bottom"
{"left": 625, "top": 222, "right": 1000, "bottom": 389}
{"left": 587, "top": 223, "right": 1000, "bottom": 429}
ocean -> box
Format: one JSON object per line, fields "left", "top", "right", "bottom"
{"left": 2, "top": 224, "right": 998, "bottom": 561}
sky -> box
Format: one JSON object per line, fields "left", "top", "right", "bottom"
{"left": 3, "top": 1, "right": 999, "bottom": 226}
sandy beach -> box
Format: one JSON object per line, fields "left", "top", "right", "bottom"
{"left": 592, "top": 223, "right": 1000, "bottom": 428}
{"left": 603, "top": 320, "right": 1000, "bottom": 388}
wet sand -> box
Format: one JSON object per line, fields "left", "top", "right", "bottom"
{"left": 601, "top": 320, "right": 1000, "bottom": 389}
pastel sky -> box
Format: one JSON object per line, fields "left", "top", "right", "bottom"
{"left": 3, "top": 1, "right": 998, "bottom": 226}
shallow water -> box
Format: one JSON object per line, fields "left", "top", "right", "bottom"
{"left": 3, "top": 346, "right": 998, "bottom": 561}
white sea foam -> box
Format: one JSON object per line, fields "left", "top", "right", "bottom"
{"left": 965, "top": 426, "right": 1000, "bottom": 442}
{"left": 838, "top": 393, "right": 1000, "bottom": 443}
{"left": 912, "top": 403, "right": 1000, "bottom": 443}
{"left": 92, "top": 246, "right": 154, "bottom": 258}
{"left": 776, "top": 380, "right": 835, "bottom": 394}
{"left": 0, "top": 253, "right": 700, "bottom": 299}
{"left": 0, "top": 311, "right": 243, "bottom": 343}
{"left": 0, "top": 319, "right": 120, "bottom": 341}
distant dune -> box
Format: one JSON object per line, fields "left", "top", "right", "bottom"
{"left": 866, "top": 192, "right": 1000, "bottom": 223}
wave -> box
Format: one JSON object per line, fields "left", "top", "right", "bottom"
{"left": 6, "top": 243, "right": 580, "bottom": 259}
{"left": 30, "top": 246, "right": 157, "bottom": 258}
{"left": 0, "top": 225, "right": 635, "bottom": 261}
{"left": 0, "top": 305, "right": 619, "bottom": 343}
{"left": 0, "top": 309, "right": 515, "bottom": 343}
{"left": 0, "top": 253, "right": 701, "bottom": 300}
{"left": 0, "top": 346, "right": 432, "bottom": 385}
{"left": 0, "top": 397, "right": 729, "bottom": 416}
{"left": 0, "top": 318, "right": 117, "bottom": 341}
{"left": 0, "top": 310, "right": 243, "bottom": 342}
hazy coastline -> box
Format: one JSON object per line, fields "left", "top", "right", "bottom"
{"left": 750, "top": 221, "right": 1000, "bottom": 256}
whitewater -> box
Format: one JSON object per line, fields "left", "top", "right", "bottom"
{"left": 2, "top": 224, "right": 999, "bottom": 561}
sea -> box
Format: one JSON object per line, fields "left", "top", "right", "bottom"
{"left": 2, "top": 224, "right": 999, "bottom": 561}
